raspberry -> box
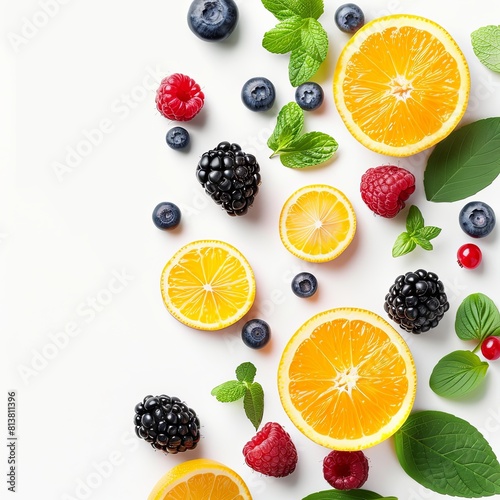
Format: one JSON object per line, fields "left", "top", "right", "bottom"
{"left": 360, "top": 165, "right": 415, "bottom": 218}
{"left": 323, "top": 450, "right": 369, "bottom": 490}
{"left": 243, "top": 422, "right": 298, "bottom": 477}
{"left": 155, "top": 73, "right": 204, "bottom": 121}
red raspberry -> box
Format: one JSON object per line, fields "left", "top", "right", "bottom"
{"left": 242, "top": 422, "right": 298, "bottom": 477}
{"left": 155, "top": 73, "right": 204, "bottom": 121}
{"left": 323, "top": 450, "right": 369, "bottom": 490}
{"left": 360, "top": 165, "right": 415, "bottom": 218}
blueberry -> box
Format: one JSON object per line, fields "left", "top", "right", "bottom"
{"left": 187, "top": 0, "right": 238, "bottom": 42}
{"left": 291, "top": 272, "right": 318, "bottom": 298}
{"left": 295, "top": 82, "right": 324, "bottom": 111}
{"left": 242, "top": 319, "right": 270, "bottom": 349}
{"left": 459, "top": 201, "right": 496, "bottom": 238}
{"left": 241, "top": 77, "right": 276, "bottom": 112}
{"left": 152, "top": 202, "right": 181, "bottom": 230}
{"left": 166, "top": 127, "right": 190, "bottom": 150}
{"left": 334, "top": 4, "right": 365, "bottom": 33}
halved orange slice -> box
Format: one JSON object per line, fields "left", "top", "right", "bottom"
{"left": 160, "top": 240, "right": 255, "bottom": 331}
{"left": 278, "top": 308, "right": 417, "bottom": 450}
{"left": 279, "top": 184, "right": 356, "bottom": 262}
{"left": 148, "top": 458, "right": 252, "bottom": 500}
{"left": 334, "top": 14, "right": 470, "bottom": 156}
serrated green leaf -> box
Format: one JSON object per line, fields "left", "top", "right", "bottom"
{"left": 424, "top": 118, "right": 500, "bottom": 202}
{"left": 300, "top": 18, "right": 328, "bottom": 61}
{"left": 243, "top": 382, "right": 264, "bottom": 430}
{"left": 210, "top": 380, "right": 246, "bottom": 402}
{"left": 392, "top": 232, "right": 416, "bottom": 257}
{"left": 418, "top": 226, "right": 442, "bottom": 240}
{"left": 261, "top": 0, "right": 323, "bottom": 20}
{"left": 394, "top": 410, "right": 500, "bottom": 497}
{"left": 268, "top": 102, "right": 304, "bottom": 152}
{"left": 471, "top": 26, "right": 500, "bottom": 73}
{"left": 289, "top": 46, "right": 323, "bottom": 87}
{"left": 406, "top": 205, "right": 424, "bottom": 234}
{"left": 455, "top": 293, "right": 500, "bottom": 342}
{"left": 235, "top": 361, "right": 257, "bottom": 383}
{"left": 279, "top": 131, "right": 338, "bottom": 168}
{"left": 302, "top": 490, "right": 394, "bottom": 500}
{"left": 412, "top": 234, "right": 433, "bottom": 251}
{"left": 429, "top": 350, "right": 489, "bottom": 399}
{"left": 262, "top": 16, "right": 303, "bottom": 54}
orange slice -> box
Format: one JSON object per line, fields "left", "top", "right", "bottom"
{"left": 160, "top": 240, "right": 255, "bottom": 331}
{"left": 278, "top": 308, "right": 416, "bottom": 450}
{"left": 279, "top": 184, "right": 356, "bottom": 263}
{"left": 334, "top": 14, "right": 470, "bottom": 156}
{"left": 148, "top": 458, "right": 252, "bottom": 500}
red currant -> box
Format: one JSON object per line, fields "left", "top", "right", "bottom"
{"left": 481, "top": 336, "right": 500, "bottom": 360}
{"left": 457, "top": 243, "right": 482, "bottom": 269}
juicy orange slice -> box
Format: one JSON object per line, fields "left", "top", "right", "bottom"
{"left": 334, "top": 14, "right": 470, "bottom": 156}
{"left": 278, "top": 308, "right": 417, "bottom": 450}
{"left": 148, "top": 458, "right": 252, "bottom": 500}
{"left": 279, "top": 184, "right": 356, "bottom": 263}
{"left": 160, "top": 240, "right": 255, "bottom": 331}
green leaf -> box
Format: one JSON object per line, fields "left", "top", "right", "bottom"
{"left": 289, "top": 46, "right": 323, "bottom": 87}
{"left": 243, "top": 382, "right": 264, "bottom": 430}
{"left": 279, "top": 132, "right": 338, "bottom": 168}
{"left": 471, "top": 26, "right": 500, "bottom": 73}
{"left": 418, "top": 226, "right": 442, "bottom": 240}
{"left": 406, "top": 205, "right": 424, "bottom": 233}
{"left": 394, "top": 410, "right": 500, "bottom": 497}
{"left": 267, "top": 102, "right": 304, "bottom": 152}
{"left": 429, "top": 350, "right": 489, "bottom": 399}
{"left": 302, "top": 490, "right": 395, "bottom": 500}
{"left": 262, "top": 16, "right": 304, "bottom": 54}
{"left": 411, "top": 234, "right": 433, "bottom": 251}
{"left": 235, "top": 362, "right": 256, "bottom": 383}
{"left": 210, "top": 380, "right": 246, "bottom": 402}
{"left": 455, "top": 293, "right": 500, "bottom": 342}
{"left": 424, "top": 118, "right": 500, "bottom": 202}
{"left": 392, "top": 232, "right": 416, "bottom": 258}
{"left": 261, "top": 0, "right": 323, "bottom": 20}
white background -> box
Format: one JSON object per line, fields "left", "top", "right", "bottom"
{"left": 2, "top": 0, "right": 500, "bottom": 499}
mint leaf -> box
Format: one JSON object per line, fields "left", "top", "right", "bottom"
{"left": 302, "top": 490, "right": 396, "bottom": 499}
{"left": 279, "top": 132, "right": 338, "bottom": 168}
{"left": 243, "top": 382, "right": 264, "bottom": 430}
{"left": 268, "top": 103, "right": 338, "bottom": 167}
{"left": 261, "top": 0, "right": 323, "bottom": 21}
{"left": 471, "top": 26, "right": 500, "bottom": 73}
{"left": 236, "top": 361, "right": 257, "bottom": 383}
{"left": 211, "top": 380, "right": 246, "bottom": 402}
{"left": 406, "top": 205, "right": 424, "bottom": 233}
{"left": 267, "top": 102, "right": 304, "bottom": 152}
{"left": 455, "top": 293, "right": 500, "bottom": 342}
{"left": 429, "top": 350, "right": 489, "bottom": 399}
{"left": 394, "top": 410, "right": 500, "bottom": 497}
{"left": 392, "top": 232, "right": 416, "bottom": 257}
{"left": 261, "top": 0, "right": 328, "bottom": 86}
{"left": 424, "top": 118, "right": 500, "bottom": 202}
{"left": 263, "top": 16, "right": 303, "bottom": 54}
{"left": 392, "top": 206, "right": 441, "bottom": 257}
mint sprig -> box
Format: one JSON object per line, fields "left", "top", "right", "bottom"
{"left": 471, "top": 25, "right": 500, "bottom": 73}
{"left": 211, "top": 362, "right": 264, "bottom": 430}
{"left": 429, "top": 293, "right": 500, "bottom": 400}
{"left": 268, "top": 102, "right": 338, "bottom": 168}
{"left": 261, "top": 0, "right": 328, "bottom": 86}
{"left": 392, "top": 205, "right": 441, "bottom": 257}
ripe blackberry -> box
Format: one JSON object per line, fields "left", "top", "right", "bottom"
{"left": 384, "top": 269, "right": 449, "bottom": 334}
{"left": 196, "top": 141, "right": 261, "bottom": 216}
{"left": 133, "top": 395, "right": 200, "bottom": 454}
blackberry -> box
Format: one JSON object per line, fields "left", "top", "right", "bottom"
{"left": 196, "top": 141, "right": 261, "bottom": 216}
{"left": 133, "top": 395, "right": 200, "bottom": 454}
{"left": 383, "top": 269, "right": 449, "bottom": 334}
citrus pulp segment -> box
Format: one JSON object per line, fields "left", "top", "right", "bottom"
{"left": 148, "top": 458, "right": 252, "bottom": 500}
{"left": 278, "top": 308, "right": 417, "bottom": 450}
{"left": 279, "top": 184, "right": 356, "bottom": 263}
{"left": 333, "top": 14, "right": 470, "bottom": 157}
{"left": 160, "top": 240, "right": 255, "bottom": 331}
